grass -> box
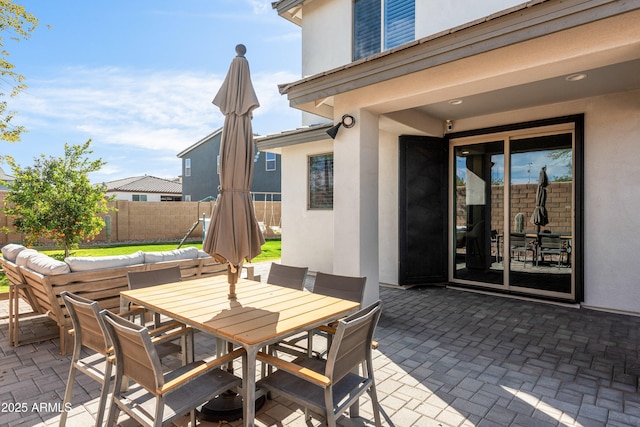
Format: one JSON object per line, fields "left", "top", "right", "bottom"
{"left": 0, "top": 239, "right": 281, "bottom": 294}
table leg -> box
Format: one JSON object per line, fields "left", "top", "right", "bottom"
{"left": 243, "top": 347, "right": 258, "bottom": 427}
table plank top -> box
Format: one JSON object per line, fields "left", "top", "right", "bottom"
{"left": 121, "top": 276, "right": 360, "bottom": 346}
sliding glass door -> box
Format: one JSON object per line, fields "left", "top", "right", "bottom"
{"left": 450, "top": 123, "right": 575, "bottom": 300}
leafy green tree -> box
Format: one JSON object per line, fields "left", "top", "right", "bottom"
{"left": 0, "top": 1, "right": 38, "bottom": 143}
{"left": 547, "top": 148, "right": 573, "bottom": 182}
{"left": 2, "top": 140, "right": 115, "bottom": 257}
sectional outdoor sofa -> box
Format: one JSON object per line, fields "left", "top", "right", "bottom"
{"left": 0, "top": 244, "right": 250, "bottom": 354}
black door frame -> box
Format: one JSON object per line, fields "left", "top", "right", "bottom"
{"left": 447, "top": 115, "right": 584, "bottom": 302}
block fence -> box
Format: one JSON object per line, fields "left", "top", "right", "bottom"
{"left": 456, "top": 181, "right": 573, "bottom": 234}
{"left": 0, "top": 197, "right": 282, "bottom": 245}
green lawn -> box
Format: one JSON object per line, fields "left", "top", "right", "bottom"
{"left": 0, "top": 240, "right": 281, "bottom": 294}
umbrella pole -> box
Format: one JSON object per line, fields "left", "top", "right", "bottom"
{"left": 228, "top": 263, "right": 238, "bottom": 300}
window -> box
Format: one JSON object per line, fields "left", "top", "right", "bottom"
{"left": 265, "top": 152, "right": 277, "bottom": 171}
{"left": 308, "top": 153, "right": 333, "bottom": 209}
{"left": 217, "top": 154, "right": 220, "bottom": 175}
{"left": 132, "top": 194, "right": 147, "bottom": 202}
{"left": 184, "top": 195, "right": 191, "bottom": 202}
{"left": 353, "top": 0, "right": 415, "bottom": 61}
{"left": 184, "top": 158, "right": 191, "bottom": 177}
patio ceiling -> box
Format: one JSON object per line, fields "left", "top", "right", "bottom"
{"left": 404, "top": 58, "right": 640, "bottom": 122}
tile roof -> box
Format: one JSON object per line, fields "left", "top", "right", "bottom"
{"left": 103, "top": 175, "right": 182, "bottom": 194}
{"left": 0, "top": 167, "right": 14, "bottom": 181}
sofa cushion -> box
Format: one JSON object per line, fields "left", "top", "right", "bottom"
{"left": 65, "top": 251, "right": 145, "bottom": 272}
{"left": 27, "top": 253, "right": 71, "bottom": 275}
{"left": 1, "top": 243, "right": 27, "bottom": 262}
{"left": 144, "top": 247, "right": 199, "bottom": 263}
{"left": 198, "top": 250, "right": 212, "bottom": 258}
{"left": 15, "top": 249, "right": 39, "bottom": 267}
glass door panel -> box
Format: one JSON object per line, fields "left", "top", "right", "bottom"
{"left": 509, "top": 134, "right": 573, "bottom": 295}
{"left": 453, "top": 141, "right": 504, "bottom": 285}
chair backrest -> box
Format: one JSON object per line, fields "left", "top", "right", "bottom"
{"left": 61, "top": 291, "right": 110, "bottom": 355}
{"left": 326, "top": 300, "right": 381, "bottom": 384}
{"left": 127, "top": 265, "right": 182, "bottom": 290}
{"left": 510, "top": 233, "right": 526, "bottom": 247}
{"left": 313, "top": 272, "right": 366, "bottom": 303}
{"left": 100, "top": 310, "right": 163, "bottom": 395}
{"left": 267, "top": 263, "right": 308, "bottom": 290}
{"left": 540, "top": 234, "right": 562, "bottom": 249}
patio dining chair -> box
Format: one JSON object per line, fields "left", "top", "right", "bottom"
{"left": 101, "top": 309, "right": 243, "bottom": 427}
{"left": 539, "top": 234, "right": 568, "bottom": 267}
{"left": 510, "top": 233, "right": 534, "bottom": 267}
{"left": 257, "top": 300, "right": 383, "bottom": 427}
{"left": 59, "top": 291, "right": 192, "bottom": 427}
{"left": 127, "top": 265, "right": 182, "bottom": 328}
{"left": 267, "top": 262, "right": 308, "bottom": 290}
{"left": 274, "top": 272, "right": 366, "bottom": 359}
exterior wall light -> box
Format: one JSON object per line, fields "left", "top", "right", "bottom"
{"left": 326, "top": 114, "right": 356, "bottom": 139}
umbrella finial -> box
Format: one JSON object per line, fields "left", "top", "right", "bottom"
{"left": 235, "top": 44, "right": 246, "bottom": 57}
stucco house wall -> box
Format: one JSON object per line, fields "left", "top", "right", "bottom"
{"left": 107, "top": 191, "right": 166, "bottom": 202}
{"left": 268, "top": 0, "right": 640, "bottom": 314}
{"left": 280, "top": 140, "right": 334, "bottom": 273}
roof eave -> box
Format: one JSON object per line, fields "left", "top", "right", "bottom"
{"left": 272, "top": 0, "right": 304, "bottom": 25}
{"left": 256, "top": 123, "right": 333, "bottom": 150}
{"left": 278, "top": 0, "right": 640, "bottom": 111}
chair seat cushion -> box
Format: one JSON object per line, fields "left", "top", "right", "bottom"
{"left": 256, "top": 356, "right": 368, "bottom": 414}
{"left": 118, "top": 362, "right": 241, "bottom": 425}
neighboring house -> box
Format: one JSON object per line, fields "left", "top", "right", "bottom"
{"left": 104, "top": 175, "right": 182, "bottom": 201}
{"left": 177, "top": 128, "right": 281, "bottom": 202}
{"left": 258, "top": 0, "right": 640, "bottom": 313}
{"left": 0, "top": 167, "right": 14, "bottom": 191}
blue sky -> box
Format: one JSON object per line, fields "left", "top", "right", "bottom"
{"left": 3, "top": 1, "right": 301, "bottom": 183}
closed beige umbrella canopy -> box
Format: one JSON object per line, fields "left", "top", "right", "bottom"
{"left": 203, "top": 44, "right": 265, "bottom": 298}
{"left": 531, "top": 166, "right": 549, "bottom": 232}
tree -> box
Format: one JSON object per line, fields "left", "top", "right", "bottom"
{"left": 2, "top": 140, "right": 115, "bottom": 257}
{"left": 547, "top": 148, "right": 573, "bottom": 182}
{"left": 0, "top": 0, "right": 38, "bottom": 143}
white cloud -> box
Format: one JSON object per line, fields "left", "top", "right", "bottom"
{"left": 14, "top": 66, "right": 299, "bottom": 149}
{"left": 246, "top": 0, "right": 271, "bottom": 14}
{"left": 10, "top": 65, "right": 300, "bottom": 182}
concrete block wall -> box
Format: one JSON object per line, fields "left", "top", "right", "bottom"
{"left": 0, "top": 196, "right": 282, "bottom": 245}
{"left": 457, "top": 181, "right": 573, "bottom": 234}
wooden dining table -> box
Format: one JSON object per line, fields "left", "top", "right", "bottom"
{"left": 120, "top": 275, "right": 360, "bottom": 427}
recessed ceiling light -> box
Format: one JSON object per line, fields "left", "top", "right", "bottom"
{"left": 566, "top": 73, "right": 587, "bottom": 82}
{"left": 448, "top": 99, "right": 463, "bottom": 105}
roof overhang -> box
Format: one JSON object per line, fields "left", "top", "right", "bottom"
{"left": 177, "top": 128, "right": 222, "bottom": 158}
{"left": 278, "top": 0, "right": 640, "bottom": 121}
{"left": 271, "top": 0, "right": 305, "bottom": 25}
{"left": 256, "top": 123, "right": 333, "bottom": 152}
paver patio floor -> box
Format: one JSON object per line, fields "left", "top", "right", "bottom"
{"left": 1, "top": 261, "right": 639, "bottom": 426}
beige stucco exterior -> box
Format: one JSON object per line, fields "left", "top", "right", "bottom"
{"left": 265, "top": 0, "right": 640, "bottom": 313}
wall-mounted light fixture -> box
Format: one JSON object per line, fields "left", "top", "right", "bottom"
{"left": 326, "top": 114, "right": 356, "bottom": 139}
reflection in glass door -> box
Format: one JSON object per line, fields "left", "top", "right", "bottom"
{"left": 453, "top": 142, "right": 504, "bottom": 286}
{"left": 509, "top": 134, "right": 572, "bottom": 297}
{"left": 451, "top": 125, "right": 575, "bottom": 300}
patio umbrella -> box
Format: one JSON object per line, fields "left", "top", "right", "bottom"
{"left": 531, "top": 166, "right": 549, "bottom": 233}
{"left": 203, "top": 44, "right": 265, "bottom": 299}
